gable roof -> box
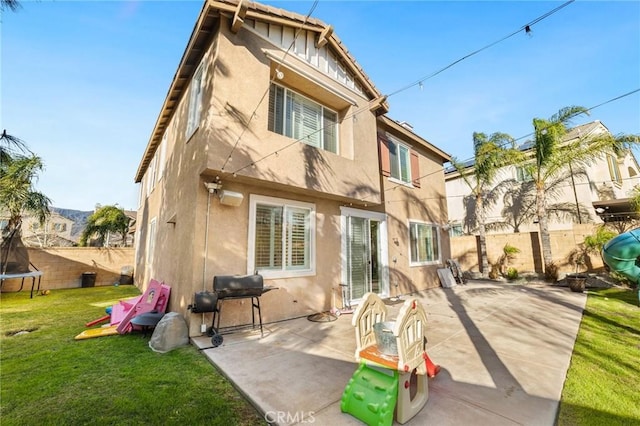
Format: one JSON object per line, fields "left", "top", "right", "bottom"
{"left": 135, "top": 0, "right": 387, "bottom": 182}
{"left": 377, "top": 116, "right": 451, "bottom": 164}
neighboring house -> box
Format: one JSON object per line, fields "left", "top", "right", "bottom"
{"left": 445, "top": 120, "right": 640, "bottom": 235}
{"left": 0, "top": 212, "right": 76, "bottom": 248}
{"left": 134, "top": 0, "right": 451, "bottom": 336}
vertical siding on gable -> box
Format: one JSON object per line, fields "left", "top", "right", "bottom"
{"left": 328, "top": 54, "right": 338, "bottom": 79}
{"left": 255, "top": 21, "right": 269, "bottom": 37}
{"left": 306, "top": 31, "right": 318, "bottom": 66}
{"left": 243, "top": 19, "right": 365, "bottom": 96}
{"left": 318, "top": 45, "right": 328, "bottom": 73}
{"left": 282, "top": 26, "right": 295, "bottom": 50}
{"left": 295, "top": 30, "right": 306, "bottom": 58}
{"left": 268, "top": 23, "right": 282, "bottom": 45}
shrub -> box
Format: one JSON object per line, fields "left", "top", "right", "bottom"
{"left": 506, "top": 267, "right": 519, "bottom": 280}
{"left": 584, "top": 227, "right": 618, "bottom": 255}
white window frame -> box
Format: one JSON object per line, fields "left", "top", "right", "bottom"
{"left": 607, "top": 154, "right": 622, "bottom": 185}
{"left": 186, "top": 62, "right": 204, "bottom": 139}
{"left": 387, "top": 135, "right": 412, "bottom": 185}
{"left": 515, "top": 166, "right": 533, "bottom": 182}
{"left": 147, "top": 217, "right": 157, "bottom": 264}
{"left": 157, "top": 130, "right": 168, "bottom": 182}
{"left": 247, "top": 194, "right": 316, "bottom": 279}
{"left": 268, "top": 83, "right": 339, "bottom": 154}
{"left": 408, "top": 220, "right": 441, "bottom": 266}
{"left": 137, "top": 182, "right": 143, "bottom": 209}
{"left": 146, "top": 154, "right": 157, "bottom": 197}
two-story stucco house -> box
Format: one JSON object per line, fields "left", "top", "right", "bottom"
{"left": 445, "top": 120, "right": 640, "bottom": 235}
{"left": 134, "top": 0, "right": 451, "bottom": 336}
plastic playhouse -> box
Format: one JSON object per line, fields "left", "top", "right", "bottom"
{"left": 75, "top": 279, "right": 170, "bottom": 340}
{"left": 341, "top": 293, "right": 440, "bottom": 425}
{"left": 602, "top": 228, "right": 640, "bottom": 305}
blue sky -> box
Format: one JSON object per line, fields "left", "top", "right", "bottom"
{"left": 2, "top": 0, "right": 639, "bottom": 211}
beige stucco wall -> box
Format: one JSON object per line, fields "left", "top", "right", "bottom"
{"left": 134, "top": 14, "right": 451, "bottom": 336}
{"left": 380, "top": 141, "right": 451, "bottom": 295}
{"left": 194, "top": 19, "right": 382, "bottom": 204}
{"left": 1, "top": 248, "right": 134, "bottom": 293}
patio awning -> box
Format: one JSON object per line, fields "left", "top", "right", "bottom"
{"left": 592, "top": 198, "right": 640, "bottom": 222}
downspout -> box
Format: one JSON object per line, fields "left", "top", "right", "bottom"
{"left": 202, "top": 187, "right": 212, "bottom": 329}
{"left": 202, "top": 181, "right": 221, "bottom": 331}
{"left": 203, "top": 189, "right": 212, "bottom": 292}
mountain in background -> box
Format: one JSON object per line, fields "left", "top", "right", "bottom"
{"left": 51, "top": 207, "right": 93, "bottom": 240}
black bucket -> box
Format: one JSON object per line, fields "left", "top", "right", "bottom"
{"left": 81, "top": 272, "right": 96, "bottom": 288}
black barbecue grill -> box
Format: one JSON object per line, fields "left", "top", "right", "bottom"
{"left": 190, "top": 274, "right": 275, "bottom": 347}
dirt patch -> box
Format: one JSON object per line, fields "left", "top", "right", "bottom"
{"left": 5, "top": 327, "right": 39, "bottom": 336}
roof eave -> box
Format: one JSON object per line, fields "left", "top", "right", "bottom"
{"left": 135, "top": 2, "right": 220, "bottom": 183}
{"left": 135, "top": 0, "right": 388, "bottom": 183}
{"left": 379, "top": 115, "right": 451, "bottom": 163}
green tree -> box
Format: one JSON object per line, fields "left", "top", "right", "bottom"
{"left": 80, "top": 205, "right": 130, "bottom": 247}
{"left": 0, "top": 153, "right": 51, "bottom": 235}
{"left": 453, "top": 132, "right": 523, "bottom": 277}
{"left": 1, "top": 129, "right": 30, "bottom": 165}
{"left": 525, "top": 106, "right": 638, "bottom": 272}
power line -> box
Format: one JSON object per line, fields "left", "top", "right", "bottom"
{"left": 227, "top": 0, "right": 578, "bottom": 176}
{"left": 379, "top": 88, "right": 640, "bottom": 200}
{"left": 219, "top": 0, "right": 319, "bottom": 173}
{"left": 387, "top": 0, "right": 575, "bottom": 98}
{"left": 385, "top": 173, "right": 640, "bottom": 204}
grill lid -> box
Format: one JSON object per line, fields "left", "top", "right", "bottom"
{"left": 213, "top": 274, "right": 264, "bottom": 298}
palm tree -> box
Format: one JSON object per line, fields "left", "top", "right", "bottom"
{"left": 80, "top": 205, "right": 131, "bottom": 247}
{"left": 453, "top": 132, "right": 523, "bottom": 277}
{"left": 0, "top": 153, "right": 51, "bottom": 236}
{"left": 1, "top": 129, "right": 30, "bottom": 165}
{"left": 525, "top": 106, "right": 637, "bottom": 272}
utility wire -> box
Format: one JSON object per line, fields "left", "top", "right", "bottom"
{"left": 228, "top": 0, "right": 577, "bottom": 176}
{"left": 385, "top": 173, "right": 640, "bottom": 204}
{"left": 379, "top": 88, "right": 640, "bottom": 199}
{"left": 219, "top": 0, "right": 319, "bottom": 172}
{"left": 387, "top": 0, "right": 575, "bottom": 98}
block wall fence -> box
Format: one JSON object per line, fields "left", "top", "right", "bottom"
{"left": 2, "top": 224, "right": 606, "bottom": 295}
{"left": 450, "top": 224, "right": 606, "bottom": 275}
{"left": 1, "top": 247, "right": 135, "bottom": 293}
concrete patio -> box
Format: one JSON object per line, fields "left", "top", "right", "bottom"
{"left": 192, "top": 280, "right": 586, "bottom": 425}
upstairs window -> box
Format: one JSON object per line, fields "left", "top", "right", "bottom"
{"left": 268, "top": 83, "right": 338, "bottom": 154}
{"left": 449, "top": 224, "right": 464, "bottom": 237}
{"left": 378, "top": 134, "right": 421, "bottom": 187}
{"left": 607, "top": 154, "right": 622, "bottom": 185}
{"left": 389, "top": 139, "right": 411, "bottom": 184}
{"left": 516, "top": 166, "right": 533, "bottom": 182}
{"left": 186, "top": 63, "right": 204, "bottom": 138}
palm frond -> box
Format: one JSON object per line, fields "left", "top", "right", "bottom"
{"left": 548, "top": 106, "right": 589, "bottom": 127}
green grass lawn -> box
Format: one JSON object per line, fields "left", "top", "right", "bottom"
{"left": 0, "top": 286, "right": 265, "bottom": 425}
{"left": 556, "top": 287, "right": 640, "bottom": 425}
